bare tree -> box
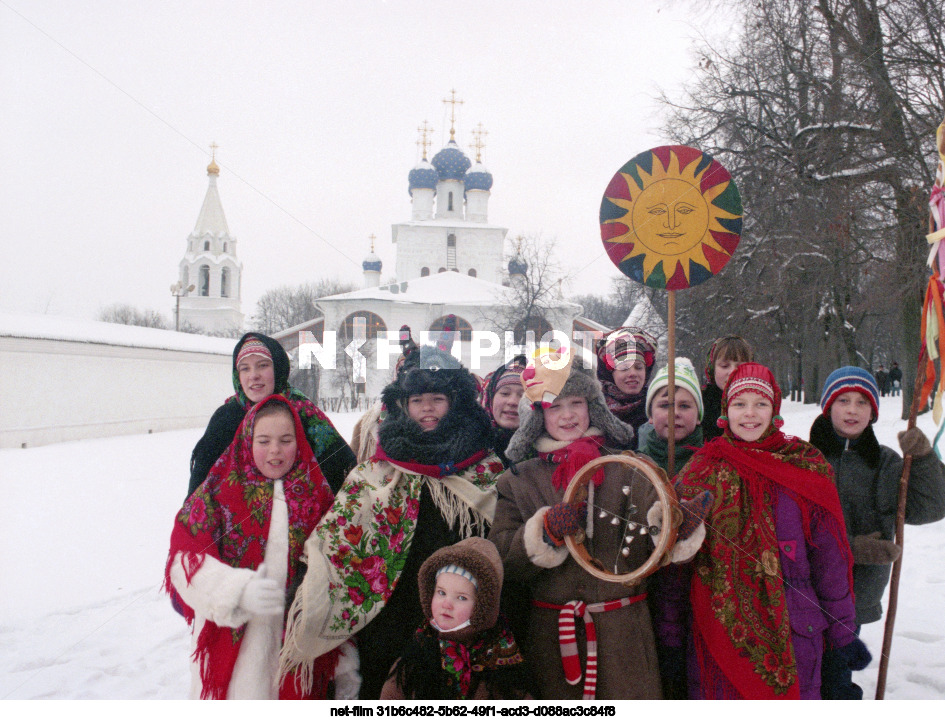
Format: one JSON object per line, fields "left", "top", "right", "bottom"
{"left": 250, "top": 278, "right": 357, "bottom": 335}
{"left": 483, "top": 234, "right": 574, "bottom": 342}
{"left": 658, "top": 0, "right": 944, "bottom": 411}
{"left": 98, "top": 303, "right": 169, "bottom": 329}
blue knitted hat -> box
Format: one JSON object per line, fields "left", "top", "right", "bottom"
{"left": 820, "top": 366, "right": 880, "bottom": 421}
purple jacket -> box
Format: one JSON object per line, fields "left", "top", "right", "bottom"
{"left": 656, "top": 488, "right": 858, "bottom": 699}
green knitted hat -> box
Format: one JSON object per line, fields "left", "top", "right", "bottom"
{"left": 646, "top": 357, "right": 704, "bottom": 421}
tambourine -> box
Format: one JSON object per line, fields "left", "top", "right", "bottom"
{"left": 562, "top": 452, "right": 681, "bottom": 586}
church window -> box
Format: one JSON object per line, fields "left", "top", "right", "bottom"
{"left": 447, "top": 234, "right": 456, "bottom": 247}
{"left": 223, "top": 242, "right": 228, "bottom": 253}
{"left": 204, "top": 241, "right": 210, "bottom": 251}
{"left": 340, "top": 311, "right": 387, "bottom": 342}
{"left": 199, "top": 265, "right": 210, "bottom": 296}
{"left": 448, "top": 192, "right": 453, "bottom": 211}
{"left": 468, "top": 269, "right": 477, "bottom": 277}
{"left": 421, "top": 267, "right": 430, "bottom": 277}
{"left": 221, "top": 268, "right": 229, "bottom": 298}
{"left": 430, "top": 315, "right": 473, "bottom": 342}
{"left": 438, "top": 268, "right": 447, "bottom": 273}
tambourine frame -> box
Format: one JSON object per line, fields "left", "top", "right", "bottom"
{"left": 562, "top": 452, "right": 680, "bottom": 586}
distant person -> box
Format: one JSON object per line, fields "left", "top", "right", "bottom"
{"left": 810, "top": 367, "right": 945, "bottom": 699}
{"left": 875, "top": 365, "right": 889, "bottom": 397}
{"left": 187, "top": 332, "right": 355, "bottom": 499}
{"left": 700, "top": 336, "right": 753, "bottom": 442}
{"left": 889, "top": 362, "right": 903, "bottom": 397}
{"left": 166, "top": 397, "right": 348, "bottom": 698}
{"left": 595, "top": 326, "right": 658, "bottom": 450}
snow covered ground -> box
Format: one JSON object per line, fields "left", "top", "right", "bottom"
{"left": 2, "top": 401, "right": 944, "bottom": 701}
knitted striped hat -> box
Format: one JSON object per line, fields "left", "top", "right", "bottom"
{"left": 436, "top": 563, "right": 478, "bottom": 590}
{"left": 646, "top": 357, "right": 704, "bottom": 421}
{"left": 236, "top": 338, "right": 272, "bottom": 366}
{"left": 820, "top": 366, "right": 879, "bottom": 421}
{"left": 721, "top": 362, "right": 784, "bottom": 430}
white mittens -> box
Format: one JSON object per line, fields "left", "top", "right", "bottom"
{"left": 238, "top": 563, "right": 285, "bottom": 616}
{"left": 333, "top": 640, "right": 362, "bottom": 700}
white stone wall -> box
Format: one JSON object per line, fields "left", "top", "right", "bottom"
{"left": 391, "top": 223, "right": 507, "bottom": 283}
{"left": 0, "top": 336, "right": 234, "bottom": 448}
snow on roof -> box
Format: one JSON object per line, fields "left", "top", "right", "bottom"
{"left": 0, "top": 312, "right": 235, "bottom": 354}
{"left": 318, "top": 270, "right": 518, "bottom": 306}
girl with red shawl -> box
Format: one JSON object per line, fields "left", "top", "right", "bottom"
{"left": 668, "top": 363, "right": 871, "bottom": 699}
{"left": 165, "top": 396, "right": 344, "bottom": 699}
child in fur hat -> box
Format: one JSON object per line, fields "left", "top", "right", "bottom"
{"left": 279, "top": 344, "right": 505, "bottom": 699}
{"left": 381, "top": 537, "right": 531, "bottom": 700}
{"left": 166, "top": 396, "right": 346, "bottom": 699}
{"left": 810, "top": 367, "right": 945, "bottom": 699}
{"left": 670, "top": 363, "right": 868, "bottom": 699}
{"left": 595, "top": 327, "right": 658, "bottom": 450}
{"left": 700, "top": 335, "right": 753, "bottom": 442}
{"left": 488, "top": 349, "right": 706, "bottom": 700}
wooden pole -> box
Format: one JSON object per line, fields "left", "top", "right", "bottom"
{"left": 875, "top": 346, "right": 928, "bottom": 699}
{"left": 667, "top": 290, "right": 676, "bottom": 477}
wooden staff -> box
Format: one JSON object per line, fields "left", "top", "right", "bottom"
{"left": 875, "top": 346, "right": 928, "bottom": 699}
{"left": 667, "top": 290, "right": 676, "bottom": 477}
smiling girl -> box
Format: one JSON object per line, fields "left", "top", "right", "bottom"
{"left": 668, "top": 363, "right": 868, "bottom": 699}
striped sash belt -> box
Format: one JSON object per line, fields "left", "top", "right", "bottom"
{"left": 533, "top": 593, "right": 646, "bottom": 700}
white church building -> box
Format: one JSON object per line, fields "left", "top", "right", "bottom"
{"left": 274, "top": 115, "right": 583, "bottom": 401}
{"left": 175, "top": 149, "right": 244, "bottom": 334}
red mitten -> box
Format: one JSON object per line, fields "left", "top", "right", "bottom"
{"left": 543, "top": 502, "right": 586, "bottom": 546}
{"left": 678, "top": 491, "right": 714, "bottom": 540}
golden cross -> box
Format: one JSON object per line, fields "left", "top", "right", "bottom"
{"left": 209, "top": 141, "right": 219, "bottom": 161}
{"left": 442, "top": 89, "right": 464, "bottom": 141}
{"left": 369, "top": 233, "right": 376, "bottom": 253}
{"left": 470, "top": 123, "right": 488, "bottom": 163}
{"left": 416, "top": 120, "right": 433, "bottom": 160}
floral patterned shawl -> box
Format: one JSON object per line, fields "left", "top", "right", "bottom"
{"left": 674, "top": 429, "right": 852, "bottom": 699}
{"left": 279, "top": 450, "right": 503, "bottom": 693}
{"left": 165, "top": 395, "right": 336, "bottom": 699}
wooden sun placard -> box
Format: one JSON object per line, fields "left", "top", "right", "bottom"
{"left": 600, "top": 145, "right": 742, "bottom": 290}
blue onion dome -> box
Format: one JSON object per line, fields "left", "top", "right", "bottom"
{"left": 508, "top": 255, "right": 528, "bottom": 276}
{"left": 362, "top": 250, "right": 383, "bottom": 273}
{"left": 464, "top": 162, "right": 493, "bottom": 191}
{"left": 408, "top": 159, "right": 438, "bottom": 196}
{"left": 431, "top": 140, "right": 471, "bottom": 180}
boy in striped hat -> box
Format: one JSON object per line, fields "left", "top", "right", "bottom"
{"left": 810, "top": 366, "right": 945, "bottom": 698}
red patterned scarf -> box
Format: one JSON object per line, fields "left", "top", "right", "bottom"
{"left": 538, "top": 434, "right": 607, "bottom": 490}
{"left": 415, "top": 617, "right": 525, "bottom": 699}
{"left": 675, "top": 429, "right": 852, "bottom": 699}
{"left": 164, "top": 396, "right": 337, "bottom": 699}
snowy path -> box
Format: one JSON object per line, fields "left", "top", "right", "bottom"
{"left": 1, "top": 404, "right": 943, "bottom": 699}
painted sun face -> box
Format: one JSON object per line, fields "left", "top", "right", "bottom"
{"left": 601, "top": 146, "right": 742, "bottom": 290}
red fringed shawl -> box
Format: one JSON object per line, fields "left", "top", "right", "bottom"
{"left": 165, "top": 395, "right": 337, "bottom": 699}
{"left": 674, "top": 429, "right": 853, "bottom": 699}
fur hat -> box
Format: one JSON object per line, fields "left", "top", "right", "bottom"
{"left": 378, "top": 347, "right": 492, "bottom": 466}
{"left": 720, "top": 362, "right": 784, "bottom": 431}
{"left": 646, "top": 357, "right": 704, "bottom": 421}
{"left": 820, "top": 366, "right": 880, "bottom": 421}
{"left": 418, "top": 537, "right": 503, "bottom": 641}
{"left": 505, "top": 356, "right": 634, "bottom": 462}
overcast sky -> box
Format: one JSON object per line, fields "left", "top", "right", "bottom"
{"left": 1, "top": 0, "right": 727, "bottom": 323}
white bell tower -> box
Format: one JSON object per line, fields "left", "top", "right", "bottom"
{"left": 177, "top": 144, "right": 243, "bottom": 334}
